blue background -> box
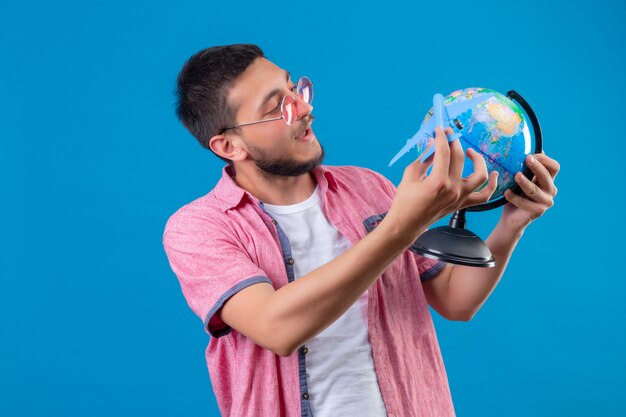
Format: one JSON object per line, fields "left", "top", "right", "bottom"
{"left": 1, "top": 0, "right": 624, "bottom": 415}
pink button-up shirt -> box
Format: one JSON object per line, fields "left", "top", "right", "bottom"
{"left": 162, "top": 164, "right": 456, "bottom": 417}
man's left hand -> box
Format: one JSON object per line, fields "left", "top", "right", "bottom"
{"left": 501, "top": 152, "right": 561, "bottom": 234}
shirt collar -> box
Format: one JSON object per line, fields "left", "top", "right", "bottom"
{"left": 214, "top": 164, "right": 339, "bottom": 212}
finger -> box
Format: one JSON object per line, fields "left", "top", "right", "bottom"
{"left": 447, "top": 128, "right": 465, "bottom": 180}
{"left": 461, "top": 147, "right": 489, "bottom": 193}
{"left": 405, "top": 143, "right": 434, "bottom": 179}
{"left": 526, "top": 154, "right": 557, "bottom": 195}
{"left": 534, "top": 152, "right": 561, "bottom": 180}
{"left": 462, "top": 170, "right": 499, "bottom": 207}
{"left": 503, "top": 189, "right": 547, "bottom": 220}
{"left": 416, "top": 141, "right": 435, "bottom": 164}
{"left": 431, "top": 126, "right": 450, "bottom": 179}
{"left": 514, "top": 172, "right": 554, "bottom": 206}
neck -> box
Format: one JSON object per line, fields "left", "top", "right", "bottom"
{"left": 230, "top": 163, "right": 318, "bottom": 206}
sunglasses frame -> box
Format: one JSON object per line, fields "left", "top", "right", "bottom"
{"left": 217, "top": 76, "right": 313, "bottom": 135}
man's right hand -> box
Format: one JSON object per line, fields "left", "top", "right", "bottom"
{"left": 385, "top": 126, "right": 499, "bottom": 241}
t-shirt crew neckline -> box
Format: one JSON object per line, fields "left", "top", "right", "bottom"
{"left": 262, "top": 185, "right": 320, "bottom": 215}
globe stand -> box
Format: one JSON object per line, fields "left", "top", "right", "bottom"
{"left": 411, "top": 89, "right": 542, "bottom": 268}
{"left": 412, "top": 209, "right": 496, "bottom": 268}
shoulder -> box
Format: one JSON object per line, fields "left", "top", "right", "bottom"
{"left": 162, "top": 191, "right": 232, "bottom": 245}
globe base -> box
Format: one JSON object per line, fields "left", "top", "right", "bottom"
{"left": 413, "top": 210, "right": 496, "bottom": 268}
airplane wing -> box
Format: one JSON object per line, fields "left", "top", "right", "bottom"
{"left": 416, "top": 92, "right": 494, "bottom": 162}
{"left": 388, "top": 125, "right": 430, "bottom": 167}
{"left": 388, "top": 109, "right": 460, "bottom": 167}
{"left": 388, "top": 93, "right": 494, "bottom": 168}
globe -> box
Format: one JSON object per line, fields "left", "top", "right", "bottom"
{"left": 409, "top": 88, "right": 543, "bottom": 267}
{"left": 418, "top": 87, "right": 540, "bottom": 210}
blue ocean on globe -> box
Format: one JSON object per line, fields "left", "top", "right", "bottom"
{"left": 419, "top": 87, "right": 534, "bottom": 201}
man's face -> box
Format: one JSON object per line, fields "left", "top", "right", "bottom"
{"left": 225, "top": 57, "right": 324, "bottom": 177}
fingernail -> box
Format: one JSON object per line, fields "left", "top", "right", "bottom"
{"left": 528, "top": 155, "right": 535, "bottom": 165}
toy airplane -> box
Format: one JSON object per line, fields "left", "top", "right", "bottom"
{"left": 388, "top": 92, "right": 495, "bottom": 167}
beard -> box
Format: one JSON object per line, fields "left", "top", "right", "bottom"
{"left": 246, "top": 141, "right": 326, "bottom": 178}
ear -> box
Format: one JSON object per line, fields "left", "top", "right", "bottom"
{"left": 209, "top": 134, "right": 248, "bottom": 162}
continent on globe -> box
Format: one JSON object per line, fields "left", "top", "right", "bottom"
{"left": 388, "top": 87, "right": 534, "bottom": 202}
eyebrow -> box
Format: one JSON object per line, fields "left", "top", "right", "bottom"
{"left": 257, "top": 70, "right": 291, "bottom": 113}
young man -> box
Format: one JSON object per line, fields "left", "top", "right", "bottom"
{"left": 162, "top": 44, "right": 560, "bottom": 417}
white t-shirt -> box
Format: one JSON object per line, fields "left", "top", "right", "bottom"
{"left": 263, "top": 185, "right": 388, "bottom": 417}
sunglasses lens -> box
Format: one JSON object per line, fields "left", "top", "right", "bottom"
{"left": 282, "top": 94, "right": 297, "bottom": 125}
{"left": 298, "top": 77, "right": 313, "bottom": 104}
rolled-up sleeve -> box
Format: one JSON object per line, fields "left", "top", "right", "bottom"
{"left": 163, "top": 214, "right": 272, "bottom": 338}
{"left": 414, "top": 255, "right": 446, "bottom": 282}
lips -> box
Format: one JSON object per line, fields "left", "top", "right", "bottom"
{"left": 295, "top": 128, "right": 308, "bottom": 140}
{"left": 295, "top": 124, "right": 312, "bottom": 141}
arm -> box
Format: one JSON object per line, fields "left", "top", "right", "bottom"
{"left": 221, "top": 127, "right": 498, "bottom": 356}
{"left": 422, "top": 152, "right": 560, "bottom": 321}
{"left": 422, "top": 221, "right": 523, "bottom": 321}
{"left": 221, "top": 216, "right": 422, "bottom": 357}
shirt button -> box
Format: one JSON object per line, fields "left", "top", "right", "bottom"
{"left": 271, "top": 219, "right": 277, "bottom": 225}
{"left": 302, "top": 347, "right": 308, "bottom": 354}
{"left": 302, "top": 392, "right": 309, "bottom": 400}
{"left": 288, "top": 258, "right": 295, "bottom": 265}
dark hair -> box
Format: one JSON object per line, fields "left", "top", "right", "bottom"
{"left": 175, "top": 44, "right": 265, "bottom": 164}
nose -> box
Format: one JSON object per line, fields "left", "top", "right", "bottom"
{"left": 295, "top": 94, "right": 313, "bottom": 121}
